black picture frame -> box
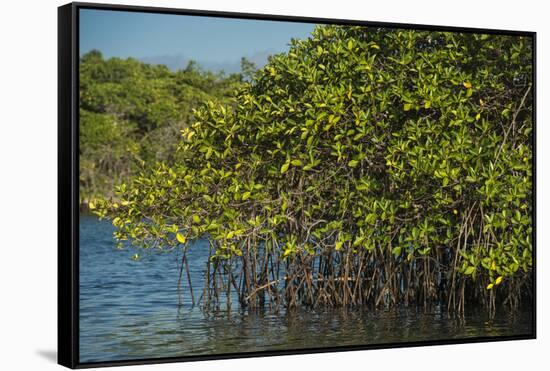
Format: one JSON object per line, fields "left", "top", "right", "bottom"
{"left": 58, "top": 2, "right": 537, "bottom": 368}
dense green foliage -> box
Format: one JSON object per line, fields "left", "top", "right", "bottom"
{"left": 95, "top": 26, "right": 533, "bottom": 313}
{"left": 79, "top": 50, "right": 244, "bottom": 202}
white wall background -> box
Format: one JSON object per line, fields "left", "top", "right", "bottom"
{"left": 0, "top": 0, "right": 546, "bottom": 369}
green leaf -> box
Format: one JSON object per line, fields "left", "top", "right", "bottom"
{"left": 403, "top": 103, "right": 412, "bottom": 111}
{"left": 353, "top": 235, "right": 365, "bottom": 247}
{"left": 176, "top": 233, "right": 187, "bottom": 244}
{"left": 280, "top": 162, "right": 290, "bottom": 174}
{"left": 392, "top": 246, "right": 402, "bottom": 257}
{"left": 348, "top": 160, "right": 359, "bottom": 168}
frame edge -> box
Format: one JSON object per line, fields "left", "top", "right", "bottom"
{"left": 64, "top": 2, "right": 537, "bottom": 368}
{"left": 58, "top": 2, "right": 78, "bottom": 369}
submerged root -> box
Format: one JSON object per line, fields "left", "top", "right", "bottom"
{"left": 179, "top": 240, "right": 531, "bottom": 318}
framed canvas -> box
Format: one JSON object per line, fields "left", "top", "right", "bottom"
{"left": 58, "top": 2, "right": 536, "bottom": 368}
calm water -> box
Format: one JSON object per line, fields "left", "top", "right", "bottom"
{"left": 79, "top": 216, "right": 533, "bottom": 363}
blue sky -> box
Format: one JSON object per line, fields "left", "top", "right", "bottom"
{"left": 80, "top": 9, "right": 317, "bottom": 72}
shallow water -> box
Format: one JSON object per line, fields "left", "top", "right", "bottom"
{"left": 79, "top": 215, "right": 533, "bottom": 363}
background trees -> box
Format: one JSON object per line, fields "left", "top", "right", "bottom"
{"left": 94, "top": 26, "right": 533, "bottom": 313}
{"left": 79, "top": 50, "right": 244, "bottom": 203}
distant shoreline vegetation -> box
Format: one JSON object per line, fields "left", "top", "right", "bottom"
{"left": 90, "top": 25, "right": 533, "bottom": 316}
{"left": 79, "top": 50, "right": 256, "bottom": 205}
